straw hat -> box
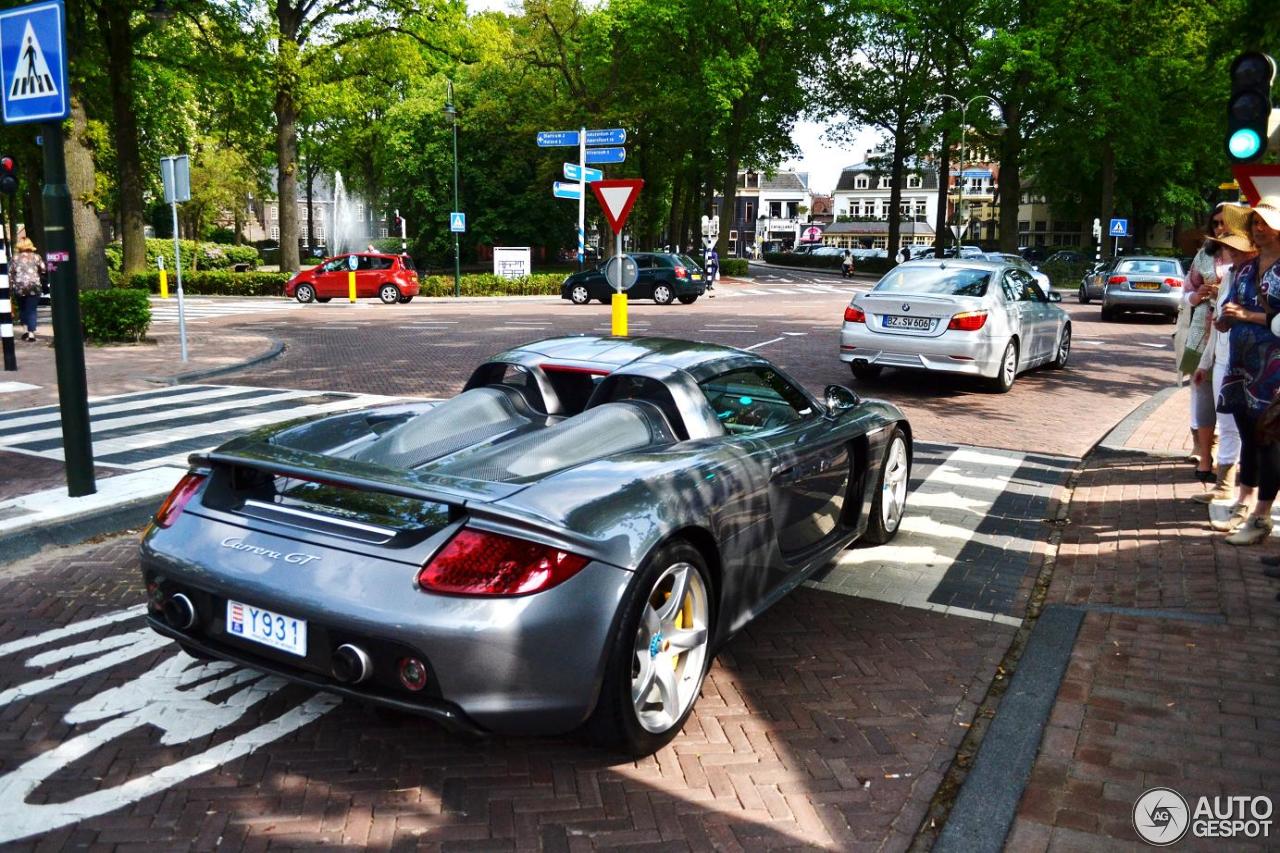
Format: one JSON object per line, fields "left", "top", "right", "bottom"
{"left": 1208, "top": 203, "right": 1257, "bottom": 253}
{"left": 1253, "top": 194, "right": 1280, "bottom": 232}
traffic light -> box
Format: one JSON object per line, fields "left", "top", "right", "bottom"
{"left": 0, "top": 156, "right": 16, "bottom": 195}
{"left": 1226, "top": 52, "right": 1277, "bottom": 163}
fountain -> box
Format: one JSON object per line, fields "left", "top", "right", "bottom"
{"left": 328, "top": 172, "right": 363, "bottom": 255}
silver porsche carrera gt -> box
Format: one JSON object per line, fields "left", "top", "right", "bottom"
{"left": 140, "top": 336, "right": 911, "bottom": 755}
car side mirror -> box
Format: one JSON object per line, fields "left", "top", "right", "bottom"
{"left": 824, "top": 384, "right": 861, "bottom": 414}
{"left": 1047, "top": 291, "right": 1062, "bottom": 302}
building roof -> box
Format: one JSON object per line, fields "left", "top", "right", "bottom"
{"left": 759, "top": 172, "right": 808, "bottom": 192}
{"left": 834, "top": 162, "right": 939, "bottom": 192}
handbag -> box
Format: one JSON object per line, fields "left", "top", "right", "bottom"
{"left": 1257, "top": 397, "right": 1280, "bottom": 444}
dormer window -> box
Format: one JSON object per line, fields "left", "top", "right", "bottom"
{"left": 854, "top": 176, "right": 869, "bottom": 189}
{"left": 878, "top": 177, "right": 890, "bottom": 189}
{"left": 907, "top": 175, "right": 921, "bottom": 189}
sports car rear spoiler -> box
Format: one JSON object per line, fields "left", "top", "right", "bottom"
{"left": 195, "top": 441, "right": 527, "bottom": 506}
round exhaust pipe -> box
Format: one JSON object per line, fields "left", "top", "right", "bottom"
{"left": 162, "top": 593, "right": 196, "bottom": 631}
{"left": 331, "top": 644, "right": 372, "bottom": 684}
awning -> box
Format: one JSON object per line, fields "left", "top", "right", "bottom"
{"left": 960, "top": 169, "right": 992, "bottom": 178}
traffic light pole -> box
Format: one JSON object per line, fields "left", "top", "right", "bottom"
{"left": 42, "top": 121, "right": 96, "bottom": 497}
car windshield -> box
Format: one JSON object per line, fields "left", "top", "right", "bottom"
{"left": 873, "top": 266, "right": 991, "bottom": 297}
{"left": 1116, "top": 259, "right": 1180, "bottom": 275}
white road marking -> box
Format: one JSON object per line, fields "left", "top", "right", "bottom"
{"left": 744, "top": 336, "right": 786, "bottom": 351}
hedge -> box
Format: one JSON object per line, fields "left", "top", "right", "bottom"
{"left": 417, "top": 273, "right": 565, "bottom": 297}
{"left": 106, "top": 238, "right": 260, "bottom": 273}
{"left": 117, "top": 270, "right": 291, "bottom": 296}
{"left": 81, "top": 288, "right": 150, "bottom": 343}
{"left": 719, "top": 258, "right": 749, "bottom": 278}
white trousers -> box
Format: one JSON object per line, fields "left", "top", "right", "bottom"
{"left": 1213, "top": 357, "right": 1241, "bottom": 465}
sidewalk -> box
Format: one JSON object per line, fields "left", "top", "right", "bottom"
{"left": 935, "top": 382, "right": 1278, "bottom": 850}
{"left": 0, "top": 326, "right": 277, "bottom": 561}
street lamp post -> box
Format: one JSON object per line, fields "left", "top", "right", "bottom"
{"left": 445, "top": 80, "right": 460, "bottom": 298}
{"left": 938, "top": 94, "right": 1001, "bottom": 248}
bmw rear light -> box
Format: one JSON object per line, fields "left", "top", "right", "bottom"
{"left": 417, "top": 529, "right": 589, "bottom": 596}
{"left": 844, "top": 304, "right": 866, "bottom": 323}
{"left": 153, "top": 472, "right": 207, "bottom": 528}
{"left": 947, "top": 310, "right": 989, "bottom": 331}
{"left": 1165, "top": 277, "right": 1182, "bottom": 288}
{"left": 1108, "top": 275, "right": 1127, "bottom": 285}
{"left": 674, "top": 265, "right": 688, "bottom": 279}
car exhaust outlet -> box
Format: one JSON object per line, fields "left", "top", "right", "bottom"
{"left": 162, "top": 593, "right": 196, "bottom": 631}
{"left": 332, "top": 644, "right": 372, "bottom": 684}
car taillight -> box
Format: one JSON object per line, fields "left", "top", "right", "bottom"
{"left": 844, "top": 304, "right": 866, "bottom": 323}
{"left": 948, "top": 310, "right": 988, "bottom": 331}
{"left": 1108, "top": 275, "right": 1127, "bottom": 285}
{"left": 417, "top": 529, "right": 589, "bottom": 596}
{"left": 1165, "top": 277, "right": 1182, "bottom": 288}
{"left": 153, "top": 472, "right": 207, "bottom": 528}
{"left": 674, "top": 265, "right": 688, "bottom": 279}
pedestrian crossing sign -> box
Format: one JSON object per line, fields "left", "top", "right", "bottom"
{"left": 450, "top": 212, "right": 466, "bottom": 233}
{"left": 1108, "top": 218, "right": 1128, "bottom": 237}
{"left": 0, "top": 1, "right": 68, "bottom": 125}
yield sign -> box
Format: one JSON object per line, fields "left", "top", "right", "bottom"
{"left": 1233, "top": 165, "right": 1280, "bottom": 205}
{"left": 589, "top": 179, "right": 644, "bottom": 234}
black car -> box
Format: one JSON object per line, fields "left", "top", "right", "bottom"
{"left": 561, "top": 252, "right": 707, "bottom": 306}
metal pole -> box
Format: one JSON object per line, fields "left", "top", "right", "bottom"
{"left": 170, "top": 197, "right": 187, "bottom": 362}
{"left": 1, "top": 231, "right": 14, "bottom": 372}
{"left": 42, "top": 122, "right": 95, "bottom": 496}
{"left": 577, "top": 126, "right": 585, "bottom": 271}
{"left": 448, "top": 81, "right": 460, "bottom": 299}
{"left": 958, "top": 102, "right": 967, "bottom": 248}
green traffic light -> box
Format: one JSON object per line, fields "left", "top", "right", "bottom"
{"left": 1229, "top": 127, "right": 1263, "bottom": 160}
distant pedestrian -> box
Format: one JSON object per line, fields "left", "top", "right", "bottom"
{"left": 841, "top": 249, "right": 854, "bottom": 279}
{"left": 10, "top": 237, "right": 45, "bottom": 342}
{"left": 366, "top": 244, "right": 376, "bottom": 253}
{"left": 896, "top": 244, "right": 911, "bottom": 264}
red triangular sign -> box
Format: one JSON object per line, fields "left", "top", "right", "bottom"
{"left": 1233, "top": 165, "right": 1280, "bottom": 205}
{"left": 590, "top": 179, "right": 644, "bottom": 233}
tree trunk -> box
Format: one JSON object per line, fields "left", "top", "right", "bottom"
{"left": 275, "top": 4, "right": 301, "bottom": 272}
{"left": 21, "top": 153, "right": 45, "bottom": 247}
{"left": 666, "top": 170, "right": 683, "bottom": 251}
{"left": 65, "top": 98, "right": 110, "bottom": 290}
{"left": 306, "top": 164, "right": 315, "bottom": 255}
{"left": 887, "top": 122, "right": 906, "bottom": 258}
{"left": 997, "top": 95, "right": 1023, "bottom": 253}
{"left": 100, "top": 2, "right": 146, "bottom": 273}
{"left": 1099, "top": 141, "right": 1115, "bottom": 260}
{"left": 934, "top": 126, "right": 951, "bottom": 254}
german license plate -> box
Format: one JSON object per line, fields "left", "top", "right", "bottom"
{"left": 226, "top": 599, "right": 307, "bottom": 656}
{"left": 1132, "top": 282, "right": 1160, "bottom": 291}
{"left": 885, "top": 315, "right": 932, "bottom": 330}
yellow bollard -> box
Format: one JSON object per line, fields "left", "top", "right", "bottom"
{"left": 348, "top": 270, "right": 357, "bottom": 303}
{"left": 158, "top": 267, "right": 168, "bottom": 299}
{"left": 611, "top": 293, "right": 627, "bottom": 336}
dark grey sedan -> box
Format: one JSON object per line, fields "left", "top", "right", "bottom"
{"left": 140, "top": 337, "right": 911, "bottom": 755}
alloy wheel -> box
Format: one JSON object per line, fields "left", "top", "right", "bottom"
{"left": 630, "top": 562, "right": 710, "bottom": 734}
{"left": 880, "top": 435, "right": 909, "bottom": 533}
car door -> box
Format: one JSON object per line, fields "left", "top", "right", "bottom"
{"left": 314, "top": 257, "right": 347, "bottom": 298}
{"left": 699, "top": 366, "right": 851, "bottom": 564}
{"left": 1011, "top": 269, "right": 1054, "bottom": 363}
{"left": 630, "top": 255, "right": 656, "bottom": 300}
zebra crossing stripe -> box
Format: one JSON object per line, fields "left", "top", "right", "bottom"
{"left": 0, "top": 387, "right": 288, "bottom": 439}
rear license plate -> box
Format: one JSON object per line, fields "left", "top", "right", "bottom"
{"left": 691, "top": 273, "right": 702, "bottom": 281}
{"left": 884, "top": 315, "right": 933, "bottom": 330}
{"left": 226, "top": 599, "right": 307, "bottom": 656}
{"left": 1132, "top": 282, "right": 1160, "bottom": 291}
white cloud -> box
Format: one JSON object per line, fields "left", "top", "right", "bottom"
{"left": 783, "top": 119, "right": 880, "bottom": 196}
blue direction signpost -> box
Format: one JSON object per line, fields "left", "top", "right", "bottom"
{"left": 0, "top": 0, "right": 93, "bottom": 496}
{"left": 536, "top": 130, "right": 579, "bottom": 147}
{"left": 564, "top": 162, "right": 602, "bottom": 183}
{"left": 585, "top": 146, "right": 626, "bottom": 165}
{"left": 552, "top": 181, "right": 582, "bottom": 200}
{"left": 538, "top": 126, "right": 629, "bottom": 268}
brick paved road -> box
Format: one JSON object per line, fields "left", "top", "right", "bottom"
{"left": 217, "top": 285, "right": 1174, "bottom": 456}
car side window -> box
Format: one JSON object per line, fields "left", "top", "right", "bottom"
{"left": 368, "top": 256, "right": 393, "bottom": 271}
{"left": 322, "top": 258, "right": 345, "bottom": 273}
{"left": 1001, "top": 273, "right": 1021, "bottom": 303}
{"left": 698, "top": 367, "right": 814, "bottom": 435}
{"left": 633, "top": 256, "right": 655, "bottom": 270}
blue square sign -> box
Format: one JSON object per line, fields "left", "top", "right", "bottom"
{"left": 0, "top": 0, "right": 68, "bottom": 125}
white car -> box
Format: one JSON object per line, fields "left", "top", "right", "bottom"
{"left": 839, "top": 260, "right": 1071, "bottom": 392}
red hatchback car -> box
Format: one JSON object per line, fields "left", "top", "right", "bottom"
{"left": 285, "top": 252, "right": 421, "bottom": 304}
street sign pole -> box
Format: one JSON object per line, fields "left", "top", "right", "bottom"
{"left": 42, "top": 120, "right": 94, "bottom": 496}
{"left": 161, "top": 155, "right": 190, "bottom": 362}
{"left": 578, "top": 126, "right": 585, "bottom": 271}
{"left": 1, "top": 231, "right": 14, "bottom": 372}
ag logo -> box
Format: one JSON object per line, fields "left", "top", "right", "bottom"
{"left": 1134, "top": 787, "right": 1190, "bottom": 846}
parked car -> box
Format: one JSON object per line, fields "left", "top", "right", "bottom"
{"left": 1077, "top": 261, "right": 1109, "bottom": 304}
{"left": 139, "top": 336, "right": 911, "bottom": 755}
{"left": 561, "top": 252, "right": 706, "bottom": 305}
{"left": 1100, "top": 256, "right": 1185, "bottom": 321}
{"left": 1019, "top": 246, "right": 1047, "bottom": 263}
{"left": 286, "top": 252, "right": 420, "bottom": 304}
{"left": 840, "top": 258, "right": 1071, "bottom": 393}
{"left": 1045, "top": 250, "right": 1086, "bottom": 266}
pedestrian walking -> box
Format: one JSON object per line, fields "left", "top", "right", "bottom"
{"left": 1211, "top": 196, "right": 1280, "bottom": 546}
{"left": 1192, "top": 204, "right": 1255, "bottom": 505}
{"left": 895, "top": 244, "right": 911, "bottom": 264}
{"left": 841, "top": 249, "right": 854, "bottom": 279}
{"left": 10, "top": 237, "right": 45, "bottom": 342}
